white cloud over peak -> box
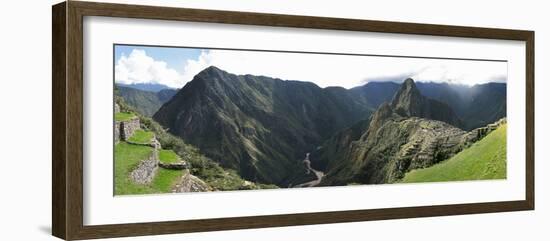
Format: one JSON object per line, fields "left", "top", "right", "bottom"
{"left": 179, "top": 49, "right": 507, "bottom": 89}
{"left": 115, "top": 49, "right": 183, "bottom": 88}
{"left": 115, "top": 48, "right": 507, "bottom": 89}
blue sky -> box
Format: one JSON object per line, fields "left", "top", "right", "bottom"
{"left": 115, "top": 45, "right": 201, "bottom": 71}
{"left": 114, "top": 44, "right": 507, "bottom": 89}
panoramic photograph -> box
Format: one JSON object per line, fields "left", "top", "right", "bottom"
{"left": 113, "top": 44, "right": 507, "bottom": 195}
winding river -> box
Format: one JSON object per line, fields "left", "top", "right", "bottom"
{"left": 293, "top": 153, "right": 325, "bottom": 188}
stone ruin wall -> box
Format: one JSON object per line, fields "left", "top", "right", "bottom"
{"left": 115, "top": 117, "right": 140, "bottom": 142}
{"left": 130, "top": 148, "right": 160, "bottom": 185}
{"left": 114, "top": 121, "right": 120, "bottom": 143}
{"left": 463, "top": 117, "right": 507, "bottom": 144}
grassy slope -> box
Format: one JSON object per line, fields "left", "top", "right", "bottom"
{"left": 114, "top": 142, "right": 154, "bottom": 195}
{"left": 401, "top": 124, "right": 506, "bottom": 183}
{"left": 159, "top": 149, "right": 180, "bottom": 164}
{"left": 115, "top": 112, "right": 136, "bottom": 121}
{"left": 151, "top": 169, "right": 183, "bottom": 193}
{"left": 127, "top": 130, "right": 154, "bottom": 144}
{"left": 114, "top": 142, "right": 182, "bottom": 195}
{"left": 117, "top": 85, "right": 164, "bottom": 117}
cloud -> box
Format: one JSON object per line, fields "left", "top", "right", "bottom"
{"left": 359, "top": 73, "right": 417, "bottom": 85}
{"left": 409, "top": 60, "right": 507, "bottom": 86}
{"left": 179, "top": 49, "right": 507, "bottom": 89}
{"left": 115, "top": 49, "right": 183, "bottom": 88}
{"left": 115, "top": 48, "right": 508, "bottom": 89}
{"left": 180, "top": 50, "right": 371, "bottom": 89}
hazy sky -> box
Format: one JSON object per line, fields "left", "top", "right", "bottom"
{"left": 115, "top": 45, "right": 507, "bottom": 89}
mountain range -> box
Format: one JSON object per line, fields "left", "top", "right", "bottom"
{"left": 117, "top": 83, "right": 174, "bottom": 92}
{"left": 312, "top": 79, "right": 481, "bottom": 185}
{"left": 116, "top": 85, "right": 178, "bottom": 117}
{"left": 147, "top": 66, "right": 506, "bottom": 186}
{"left": 350, "top": 80, "right": 506, "bottom": 130}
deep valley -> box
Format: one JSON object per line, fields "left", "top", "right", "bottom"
{"left": 115, "top": 65, "right": 507, "bottom": 193}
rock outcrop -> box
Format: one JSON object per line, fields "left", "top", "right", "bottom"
{"left": 172, "top": 170, "right": 212, "bottom": 192}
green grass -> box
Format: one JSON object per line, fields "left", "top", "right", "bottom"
{"left": 114, "top": 142, "right": 155, "bottom": 195}
{"left": 115, "top": 112, "right": 136, "bottom": 121}
{"left": 159, "top": 149, "right": 181, "bottom": 164}
{"left": 114, "top": 142, "right": 183, "bottom": 195}
{"left": 151, "top": 169, "right": 183, "bottom": 193}
{"left": 128, "top": 130, "right": 154, "bottom": 144}
{"left": 401, "top": 124, "right": 507, "bottom": 183}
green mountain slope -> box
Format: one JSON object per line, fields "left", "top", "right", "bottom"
{"left": 401, "top": 123, "right": 506, "bottom": 183}
{"left": 116, "top": 85, "right": 177, "bottom": 117}
{"left": 460, "top": 83, "right": 507, "bottom": 130}
{"left": 153, "top": 66, "right": 376, "bottom": 185}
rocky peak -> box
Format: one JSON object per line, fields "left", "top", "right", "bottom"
{"left": 402, "top": 78, "right": 416, "bottom": 88}
{"left": 391, "top": 78, "right": 424, "bottom": 117}
{"left": 388, "top": 78, "right": 463, "bottom": 128}
{"left": 194, "top": 65, "right": 226, "bottom": 80}
{"left": 203, "top": 65, "right": 223, "bottom": 73}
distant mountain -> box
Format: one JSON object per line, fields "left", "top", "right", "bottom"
{"left": 153, "top": 66, "right": 375, "bottom": 185}
{"left": 117, "top": 83, "right": 173, "bottom": 92}
{"left": 156, "top": 88, "right": 178, "bottom": 103}
{"left": 458, "top": 83, "right": 507, "bottom": 130}
{"left": 350, "top": 81, "right": 400, "bottom": 109}
{"left": 313, "top": 79, "right": 484, "bottom": 185}
{"left": 352, "top": 81, "right": 506, "bottom": 130}
{"left": 116, "top": 85, "right": 177, "bottom": 117}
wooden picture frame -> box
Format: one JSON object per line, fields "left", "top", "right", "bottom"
{"left": 52, "top": 1, "right": 534, "bottom": 240}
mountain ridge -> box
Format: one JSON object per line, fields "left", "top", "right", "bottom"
{"left": 117, "top": 83, "right": 174, "bottom": 92}
{"left": 152, "top": 66, "right": 507, "bottom": 186}
{"left": 153, "top": 66, "right": 374, "bottom": 185}
{"left": 352, "top": 81, "right": 506, "bottom": 130}
{"left": 116, "top": 85, "right": 178, "bottom": 117}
